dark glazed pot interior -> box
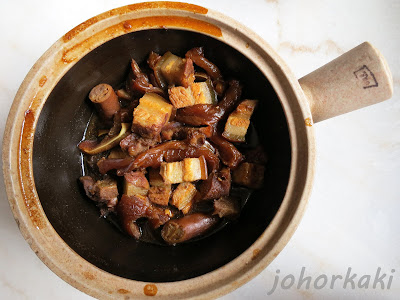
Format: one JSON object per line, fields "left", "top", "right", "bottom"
{"left": 33, "top": 29, "right": 291, "bottom": 282}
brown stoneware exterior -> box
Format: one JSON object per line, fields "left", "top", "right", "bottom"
{"left": 2, "top": 2, "right": 393, "bottom": 299}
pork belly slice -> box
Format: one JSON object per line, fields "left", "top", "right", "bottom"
{"left": 223, "top": 99, "right": 257, "bottom": 142}
{"left": 171, "top": 182, "right": 197, "bottom": 214}
{"left": 168, "top": 86, "right": 195, "bottom": 108}
{"left": 160, "top": 161, "right": 184, "bottom": 184}
{"left": 182, "top": 156, "right": 208, "bottom": 182}
{"left": 123, "top": 171, "right": 149, "bottom": 197}
{"left": 132, "top": 93, "right": 173, "bottom": 138}
{"left": 160, "top": 156, "right": 208, "bottom": 184}
{"left": 158, "top": 51, "right": 195, "bottom": 88}
{"left": 191, "top": 81, "right": 217, "bottom": 105}
{"left": 168, "top": 81, "right": 217, "bottom": 109}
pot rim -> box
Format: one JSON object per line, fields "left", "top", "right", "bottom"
{"left": 2, "top": 2, "right": 315, "bottom": 299}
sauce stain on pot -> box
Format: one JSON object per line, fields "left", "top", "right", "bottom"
{"left": 63, "top": 17, "right": 99, "bottom": 42}
{"left": 18, "top": 103, "right": 45, "bottom": 230}
{"left": 62, "top": 16, "right": 222, "bottom": 64}
{"left": 252, "top": 248, "right": 261, "bottom": 260}
{"left": 118, "top": 288, "right": 130, "bottom": 294}
{"left": 126, "top": 2, "right": 208, "bottom": 14}
{"left": 38, "top": 75, "right": 47, "bottom": 87}
{"left": 83, "top": 271, "right": 95, "bottom": 280}
{"left": 144, "top": 284, "right": 158, "bottom": 296}
{"left": 63, "top": 2, "right": 208, "bottom": 42}
{"left": 305, "top": 118, "right": 313, "bottom": 127}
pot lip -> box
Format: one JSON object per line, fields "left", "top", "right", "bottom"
{"left": 2, "top": 2, "right": 315, "bottom": 299}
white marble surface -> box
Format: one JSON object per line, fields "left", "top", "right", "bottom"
{"left": 1, "top": 0, "right": 399, "bottom": 299}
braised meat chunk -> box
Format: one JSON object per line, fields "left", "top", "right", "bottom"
{"left": 209, "top": 135, "right": 243, "bottom": 169}
{"left": 129, "top": 58, "right": 165, "bottom": 96}
{"left": 168, "top": 81, "right": 216, "bottom": 108}
{"left": 117, "top": 194, "right": 170, "bottom": 238}
{"left": 132, "top": 93, "right": 173, "bottom": 138}
{"left": 223, "top": 100, "right": 257, "bottom": 142}
{"left": 148, "top": 185, "right": 172, "bottom": 206}
{"left": 80, "top": 176, "right": 119, "bottom": 214}
{"left": 123, "top": 171, "right": 149, "bottom": 197}
{"left": 158, "top": 52, "right": 195, "bottom": 88}
{"left": 199, "top": 168, "right": 231, "bottom": 201}
{"left": 171, "top": 182, "right": 197, "bottom": 214}
{"left": 161, "top": 213, "right": 219, "bottom": 245}
{"left": 88, "top": 83, "right": 120, "bottom": 121}
{"left": 120, "top": 133, "right": 160, "bottom": 157}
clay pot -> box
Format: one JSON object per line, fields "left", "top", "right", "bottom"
{"left": 2, "top": 2, "right": 393, "bottom": 299}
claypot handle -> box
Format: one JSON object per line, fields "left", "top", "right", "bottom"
{"left": 299, "top": 42, "right": 393, "bottom": 123}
